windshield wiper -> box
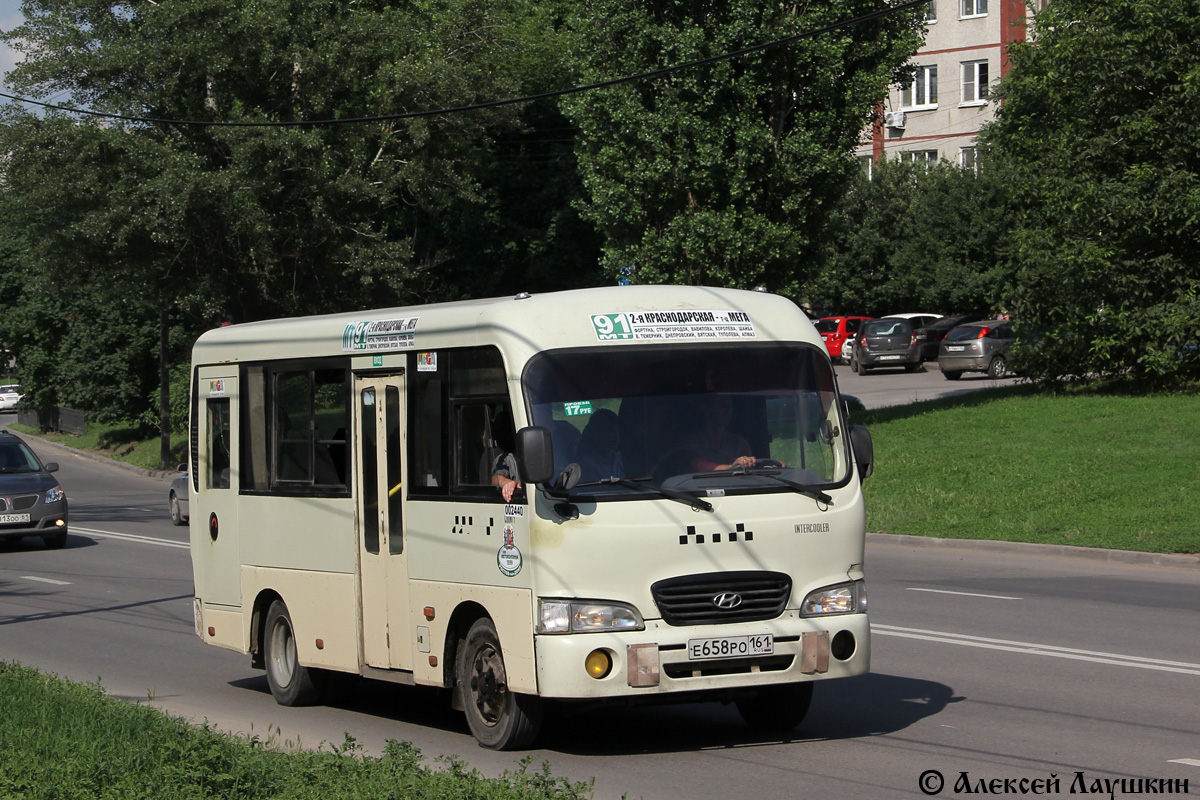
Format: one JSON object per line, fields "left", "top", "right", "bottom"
{"left": 691, "top": 467, "right": 833, "bottom": 505}
{"left": 574, "top": 476, "right": 714, "bottom": 513}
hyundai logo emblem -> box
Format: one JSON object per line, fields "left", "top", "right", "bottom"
{"left": 713, "top": 592, "right": 743, "bottom": 609}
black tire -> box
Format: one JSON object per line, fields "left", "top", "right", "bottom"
{"left": 942, "top": 370, "right": 963, "bottom": 381}
{"left": 736, "top": 682, "right": 814, "bottom": 732}
{"left": 457, "top": 618, "right": 543, "bottom": 750}
{"left": 849, "top": 354, "right": 858, "bottom": 373}
{"left": 263, "top": 599, "right": 326, "bottom": 706}
{"left": 169, "top": 492, "right": 187, "bottom": 526}
{"left": 43, "top": 529, "right": 68, "bottom": 549}
{"left": 905, "top": 362, "right": 921, "bottom": 373}
{"left": 987, "top": 355, "right": 1008, "bottom": 379}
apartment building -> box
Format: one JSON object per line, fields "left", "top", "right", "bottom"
{"left": 857, "top": 0, "right": 1040, "bottom": 171}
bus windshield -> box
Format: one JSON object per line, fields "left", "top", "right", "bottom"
{"left": 524, "top": 343, "right": 850, "bottom": 499}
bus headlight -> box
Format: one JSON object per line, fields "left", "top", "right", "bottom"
{"left": 538, "top": 599, "right": 645, "bottom": 634}
{"left": 800, "top": 581, "right": 867, "bottom": 617}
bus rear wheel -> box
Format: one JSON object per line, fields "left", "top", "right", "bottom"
{"left": 263, "top": 599, "right": 326, "bottom": 706}
{"left": 736, "top": 682, "right": 814, "bottom": 732}
{"left": 458, "top": 618, "right": 543, "bottom": 750}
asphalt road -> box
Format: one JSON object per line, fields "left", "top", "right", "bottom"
{"left": 2, "top": 424, "right": 1199, "bottom": 799}
{"left": 834, "top": 358, "right": 1022, "bottom": 410}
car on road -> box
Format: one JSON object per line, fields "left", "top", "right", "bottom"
{"left": 815, "top": 316, "right": 873, "bottom": 362}
{"left": 913, "top": 313, "right": 987, "bottom": 361}
{"left": 0, "top": 385, "right": 24, "bottom": 412}
{"left": 850, "top": 318, "right": 922, "bottom": 374}
{"left": 169, "top": 464, "right": 189, "bottom": 526}
{"left": 0, "top": 430, "right": 68, "bottom": 548}
{"left": 938, "top": 319, "right": 1018, "bottom": 380}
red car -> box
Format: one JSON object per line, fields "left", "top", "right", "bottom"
{"left": 815, "top": 316, "right": 873, "bottom": 361}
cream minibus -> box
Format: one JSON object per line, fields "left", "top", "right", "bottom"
{"left": 187, "top": 285, "right": 875, "bottom": 750}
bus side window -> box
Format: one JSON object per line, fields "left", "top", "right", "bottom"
{"left": 207, "top": 398, "right": 231, "bottom": 490}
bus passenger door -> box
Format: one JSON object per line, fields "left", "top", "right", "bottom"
{"left": 193, "top": 368, "right": 239, "bottom": 608}
{"left": 355, "top": 374, "right": 412, "bottom": 671}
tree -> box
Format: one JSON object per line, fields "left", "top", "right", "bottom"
{"left": 0, "top": 0, "right": 601, "bottom": 460}
{"left": 980, "top": 0, "right": 1200, "bottom": 382}
{"left": 559, "top": 0, "right": 925, "bottom": 294}
{"left": 810, "top": 157, "right": 1009, "bottom": 316}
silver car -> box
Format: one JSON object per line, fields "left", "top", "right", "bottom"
{"left": 938, "top": 320, "right": 1017, "bottom": 380}
{"left": 850, "top": 318, "right": 922, "bottom": 374}
{"left": 169, "top": 465, "right": 189, "bottom": 526}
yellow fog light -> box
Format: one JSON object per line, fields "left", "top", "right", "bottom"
{"left": 585, "top": 649, "right": 612, "bottom": 679}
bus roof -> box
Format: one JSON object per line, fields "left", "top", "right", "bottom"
{"left": 191, "top": 285, "right": 821, "bottom": 366}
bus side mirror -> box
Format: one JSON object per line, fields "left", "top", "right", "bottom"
{"left": 516, "top": 426, "right": 554, "bottom": 485}
{"left": 849, "top": 425, "right": 874, "bottom": 480}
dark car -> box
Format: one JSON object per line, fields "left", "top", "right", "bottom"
{"left": 938, "top": 319, "right": 1018, "bottom": 380}
{"left": 169, "top": 464, "right": 189, "bottom": 526}
{"left": 850, "top": 318, "right": 922, "bottom": 374}
{"left": 913, "top": 313, "right": 987, "bottom": 361}
{"left": 0, "top": 431, "right": 69, "bottom": 549}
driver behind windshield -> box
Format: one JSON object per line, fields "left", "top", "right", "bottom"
{"left": 687, "top": 394, "right": 756, "bottom": 472}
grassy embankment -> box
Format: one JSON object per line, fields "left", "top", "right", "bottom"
{"left": 857, "top": 383, "right": 1200, "bottom": 555}
{"left": 7, "top": 420, "right": 188, "bottom": 472}
{"left": 0, "top": 661, "right": 591, "bottom": 800}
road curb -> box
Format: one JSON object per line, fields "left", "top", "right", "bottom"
{"left": 869, "top": 532, "right": 1200, "bottom": 570}
{"left": 18, "top": 431, "right": 179, "bottom": 482}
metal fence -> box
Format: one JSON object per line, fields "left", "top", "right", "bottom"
{"left": 16, "top": 407, "right": 86, "bottom": 435}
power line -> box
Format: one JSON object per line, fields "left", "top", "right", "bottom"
{"left": 0, "top": 0, "right": 925, "bottom": 129}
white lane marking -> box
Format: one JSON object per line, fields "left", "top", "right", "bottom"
{"left": 71, "top": 527, "right": 189, "bottom": 550}
{"left": 21, "top": 575, "right": 71, "bottom": 586}
{"left": 1168, "top": 759, "right": 1200, "bottom": 767}
{"left": 874, "top": 624, "right": 1200, "bottom": 676}
{"left": 907, "top": 587, "right": 1023, "bottom": 600}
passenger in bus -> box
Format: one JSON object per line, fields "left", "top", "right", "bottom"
{"left": 688, "top": 394, "right": 756, "bottom": 471}
{"left": 573, "top": 408, "right": 624, "bottom": 482}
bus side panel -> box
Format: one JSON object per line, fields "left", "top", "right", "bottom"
{"left": 242, "top": 566, "right": 360, "bottom": 672}
{"left": 237, "top": 496, "right": 357, "bottom": 575}
{"left": 408, "top": 580, "right": 535, "bottom": 694}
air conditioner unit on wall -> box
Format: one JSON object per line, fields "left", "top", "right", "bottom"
{"left": 884, "top": 111, "right": 906, "bottom": 129}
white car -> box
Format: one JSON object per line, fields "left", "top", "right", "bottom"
{"left": 884, "top": 312, "right": 943, "bottom": 330}
{"left": 0, "top": 385, "right": 24, "bottom": 412}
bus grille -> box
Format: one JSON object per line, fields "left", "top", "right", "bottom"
{"left": 651, "top": 571, "right": 791, "bottom": 626}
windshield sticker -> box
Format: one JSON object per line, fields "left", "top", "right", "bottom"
{"left": 417, "top": 351, "right": 438, "bottom": 372}
{"left": 497, "top": 524, "right": 522, "bottom": 577}
{"left": 342, "top": 317, "right": 419, "bottom": 352}
{"left": 591, "top": 311, "right": 756, "bottom": 341}
{"left": 563, "top": 401, "right": 592, "bottom": 417}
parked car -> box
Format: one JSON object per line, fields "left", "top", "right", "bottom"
{"left": 0, "top": 430, "right": 69, "bottom": 549}
{"left": 0, "top": 385, "right": 24, "bottom": 412}
{"left": 850, "top": 318, "right": 922, "bottom": 374}
{"left": 169, "top": 464, "right": 189, "bottom": 526}
{"left": 884, "top": 312, "right": 943, "bottom": 331}
{"left": 938, "top": 319, "right": 1018, "bottom": 380}
{"left": 815, "top": 316, "right": 873, "bottom": 362}
{"left": 914, "top": 313, "right": 987, "bottom": 361}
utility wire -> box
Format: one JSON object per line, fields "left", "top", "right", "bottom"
{"left": 0, "top": 0, "right": 925, "bottom": 128}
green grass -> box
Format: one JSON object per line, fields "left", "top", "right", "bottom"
{"left": 857, "top": 383, "right": 1200, "bottom": 554}
{"left": 0, "top": 661, "right": 592, "bottom": 800}
{"left": 8, "top": 421, "right": 188, "bottom": 471}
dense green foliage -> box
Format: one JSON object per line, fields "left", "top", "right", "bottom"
{"left": 560, "top": 0, "right": 925, "bottom": 292}
{"left": 811, "top": 158, "right": 1009, "bottom": 316}
{"left": 860, "top": 385, "right": 1200, "bottom": 554}
{"left": 0, "top": 661, "right": 593, "bottom": 799}
{"left": 980, "top": 0, "right": 1200, "bottom": 382}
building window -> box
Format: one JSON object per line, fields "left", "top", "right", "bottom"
{"left": 900, "top": 150, "right": 939, "bottom": 166}
{"left": 960, "top": 147, "right": 978, "bottom": 172}
{"left": 927, "top": 1, "right": 938, "bottom": 22}
{"left": 900, "top": 65, "right": 938, "bottom": 110}
{"left": 961, "top": 60, "right": 989, "bottom": 105}
{"left": 960, "top": 0, "right": 987, "bottom": 17}
{"left": 857, "top": 155, "right": 873, "bottom": 180}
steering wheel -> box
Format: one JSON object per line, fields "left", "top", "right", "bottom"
{"left": 754, "top": 459, "right": 785, "bottom": 469}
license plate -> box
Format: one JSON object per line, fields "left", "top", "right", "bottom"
{"left": 687, "top": 634, "right": 774, "bottom": 660}
{"left": 946, "top": 345, "right": 965, "bottom": 352}
{"left": 0, "top": 513, "right": 31, "bottom": 524}
{"left": 879, "top": 354, "right": 902, "bottom": 360}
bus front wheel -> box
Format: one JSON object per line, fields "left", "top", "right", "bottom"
{"left": 457, "top": 618, "right": 543, "bottom": 750}
{"left": 263, "top": 599, "right": 326, "bottom": 706}
{"left": 736, "top": 681, "right": 814, "bottom": 732}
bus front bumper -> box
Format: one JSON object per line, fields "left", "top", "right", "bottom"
{"left": 534, "top": 612, "right": 869, "bottom": 699}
